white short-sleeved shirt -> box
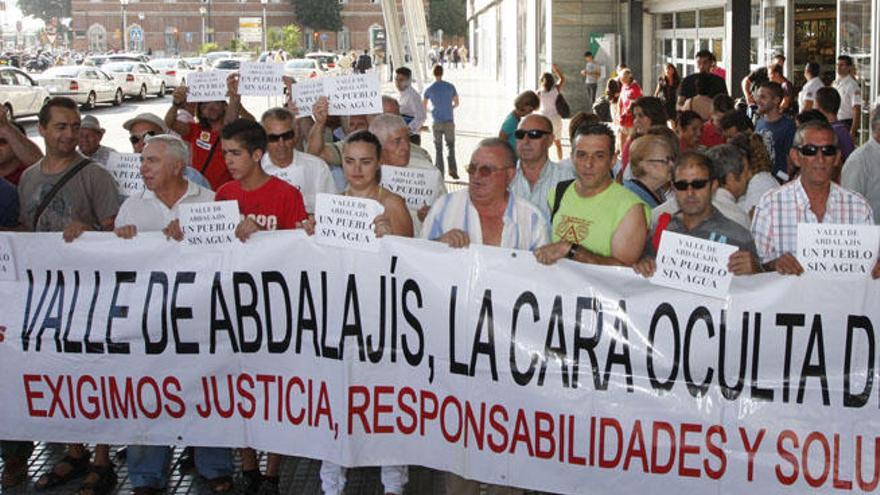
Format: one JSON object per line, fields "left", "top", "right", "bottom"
{"left": 261, "top": 150, "right": 337, "bottom": 214}
{"left": 798, "top": 77, "right": 825, "bottom": 111}
{"left": 115, "top": 179, "right": 214, "bottom": 231}
{"left": 833, "top": 75, "right": 863, "bottom": 121}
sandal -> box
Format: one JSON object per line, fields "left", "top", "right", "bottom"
{"left": 1, "top": 455, "right": 29, "bottom": 488}
{"left": 74, "top": 463, "right": 118, "bottom": 495}
{"left": 207, "top": 475, "right": 234, "bottom": 493}
{"left": 34, "top": 453, "right": 91, "bottom": 491}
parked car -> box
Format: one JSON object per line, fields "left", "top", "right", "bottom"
{"left": 183, "top": 56, "right": 210, "bottom": 72}
{"left": 101, "top": 61, "right": 165, "bottom": 100}
{"left": 0, "top": 67, "right": 50, "bottom": 120}
{"left": 305, "top": 52, "right": 339, "bottom": 71}
{"left": 84, "top": 53, "right": 149, "bottom": 67}
{"left": 148, "top": 58, "right": 195, "bottom": 90}
{"left": 35, "top": 65, "right": 123, "bottom": 108}
{"left": 283, "top": 58, "right": 323, "bottom": 81}
{"left": 211, "top": 58, "right": 241, "bottom": 73}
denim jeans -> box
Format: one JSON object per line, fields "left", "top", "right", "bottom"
{"left": 127, "top": 446, "right": 233, "bottom": 489}
{"left": 431, "top": 121, "right": 457, "bottom": 175}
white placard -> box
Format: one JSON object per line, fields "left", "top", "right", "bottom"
{"left": 314, "top": 193, "right": 384, "bottom": 252}
{"left": 186, "top": 71, "right": 229, "bottom": 103}
{"left": 290, "top": 79, "right": 325, "bottom": 118}
{"left": 105, "top": 152, "right": 145, "bottom": 196}
{"left": 238, "top": 61, "right": 284, "bottom": 96}
{"left": 380, "top": 165, "right": 441, "bottom": 210}
{"left": 797, "top": 223, "right": 879, "bottom": 278}
{"left": 178, "top": 201, "right": 240, "bottom": 248}
{"left": 0, "top": 236, "right": 15, "bottom": 281}
{"left": 325, "top": 72, "right": 382, "bottom": 116}
{"left": 650, "top": 231, "right": 738, "bottom": 299}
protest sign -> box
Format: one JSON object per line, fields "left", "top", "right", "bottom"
{"left": 651, "top": 231, "right": 738, "bottom": 299}
{"left": 2, "top": 232, "right": 880, "bottom": 495}
{"left": 290, "top": 79, "right": 325, "bottom": 118}
{"left": 0, "top": 235, "right": 14, "bottom": 281}
{"left": 186, "top": 70, "right": 228, "bottom": 102}
{"left": 380, "top": 166, "right": 442, "bottom": 210}
{"left": 178, "top": 200, "right": 240, "bottom": 247}
{"left": 238, "top": 61, "right": 284, "bottom": 97}
{"left": 325, "top": 72, "right": 382, "bottom": 116}
{"left": 314, "top": 193, "right": 384, "bottom": 252}
{"left": 105, "top": 152, "right": 145, "bottom": 196}
{"left": 797, "top": 223, "right": 879, "bottom": 278}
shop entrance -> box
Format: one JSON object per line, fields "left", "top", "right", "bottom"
{"left": 793, "top": 0, "right": 837, "bottom": 86}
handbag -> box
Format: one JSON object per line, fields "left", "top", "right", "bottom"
{"left": 555, "top": 92, "right": 571, "bottom": 119}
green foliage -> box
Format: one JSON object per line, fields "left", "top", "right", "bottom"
{"left": 428, "top": 0, "right": 467, "bottom": 38}
{"left": 198, "top": 42, "right": 220, "bottom": 54}
{"left": 227, "top": 37, "right": 248, "bottom": 52}
{"left": 18, "top": 0, "right": 67, "bottom": 23}
{"left": 268, "top": 24, "right": 302, "bottom": 55}
{"left": 292, "top": 0, "right": 342, "bottom": 32}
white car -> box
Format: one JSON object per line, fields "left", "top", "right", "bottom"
{"left": 0, "top": 67, "right": 50, "bottom": 120}
{"left": 36, "top": 66, "right": 124, "bottom": 108}
{"left": 102, "top": 61, "right": 166, "bottom": 100}
{"left": 283, "top": 58, "right": 323, "bottom": 81}
{"left": 305, "top": 52, "right": 339, "bottom": 71}
{"left": 148, "top": 58, "right": 195, "bottom": 90}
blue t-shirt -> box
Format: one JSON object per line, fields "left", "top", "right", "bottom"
{"left": 755, "top": 116, "right": 795, "bottom": 178}
{"left": 0, "top": 177, "right": 18, "bottom": 228}
{"left": 423, "top": 80, "right": 458, "bottom": 123}
{"left": 500, "top": 112, "right": 520, "bottom": 154}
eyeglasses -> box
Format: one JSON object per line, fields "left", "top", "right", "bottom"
{"left": 514, "top": 129, "right": 552, "bottom": 140}
{"left": 467, "top": 163, "right": 511, "bottom": 177}
{"left": 129, "top": 130, "right": 157, "bottom": 144}
{"left": 672, "top": 179, "right": 711, "bottom": 191}
{"left": 795, "top": 144, "right": 838, "bottom": 157}
{"left": 267, "top": 130, "right": 296, "bottom": 143}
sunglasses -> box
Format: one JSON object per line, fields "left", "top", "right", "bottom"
{"left": 267, "top": 130, "right": 296, "bottom": 143}
{"left": 467, "top": 163, "right": 511, "bottom": 177}
{"left": 672, "top": 179, "right": 711, "bottom": 191}
{"left": 795, "top": 144, "right": 838, "bottom": 157}
{"left": 514, "top": 129, "right": 551, "bottom": 140}
{"left": 129, "top": 130, "right": 157, "bottom": 144}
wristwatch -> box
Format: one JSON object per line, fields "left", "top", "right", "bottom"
{"left": 566, "top": 243, "right": 579, "bottom": 259}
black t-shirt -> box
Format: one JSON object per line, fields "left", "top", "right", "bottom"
{"left": 678, "top": 72, "right": 728, "bottom": 100}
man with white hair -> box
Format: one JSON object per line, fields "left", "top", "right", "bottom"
{"left": 77, "top": 114, "right": 116, "bottom": 166}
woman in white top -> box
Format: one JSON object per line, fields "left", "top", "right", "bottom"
{"left": 537, "top": 63, "right": 566, "bottom": 160}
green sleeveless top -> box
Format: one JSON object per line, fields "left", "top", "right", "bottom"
{"left": 549, "top": 181, "right": 651, "bottom": 257}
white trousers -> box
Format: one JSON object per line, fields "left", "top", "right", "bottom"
{"left": 320, "top": 461, "right": 408, "bottom": 495}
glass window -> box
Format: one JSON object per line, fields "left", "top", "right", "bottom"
{"left": 839, "top": 0, "right": 873, "bottom": 144}
{"left": 712, "top": 39, "right": 723, "bottom": 62}
{"left": 663, "top": 39, "right": 672, "bottom": 60}
{"left": 675, "top": 11, "right": 696, "bottom": 29}
{"left": 659, "top": 13, "right": 673, "bottom": 30}
{"left": 699, "top": 8, "right": 724, "bottom": 28}
{"left": 750, "top": 0, "right": 760, "bottom": 26}
{"left": 686, "top": 39, "right": 694, "bottom": 59}
{"left": 763, "top": 6, "right": 785, "bottom": 61}
{"left": 699, "top": 39, "right": 709, "bottom": 51}
{"left": 750, "top": 38, "right": 758, "bottom": 65}
{"left": 676, "top": 39, "right": 683, "bottom": 59}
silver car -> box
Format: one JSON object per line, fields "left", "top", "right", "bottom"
{"left": 283, "top": 58, "right": 323, "bottom": 81}
{"left": 102, "top": 61, "right": 166, "bottom": 100}
{"left": 36, "top": 66, "right": 124, "bottom": 108}
{"left": 0, "top": 67, "right": 50, "bottom": 120}
{"left": 148, "top": 58, "right": 195, "bottom": 90}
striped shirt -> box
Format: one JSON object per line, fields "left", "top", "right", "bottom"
{"left": 750, "top": 177, "right": 874, "bottom": 262}
{"left": 509, "top": 159, "right": 575, "bottom": 221}
{"left": 420, "top": 189, "right": 549, "bottom": 251}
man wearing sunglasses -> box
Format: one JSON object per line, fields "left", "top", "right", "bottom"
{"left": 260, "top": 107, "right": 336, "bottom": 214}
{"left": 752, "top": 120, "right": 879, "bottom": 277}
{"left": 509, "top": 114, "right": 574, "bottom": 220}
{"left": 123, "top": 113, "right": 211, "bottom": 190}
{"left": 633, "top": 151, "right": 760, "bottom": 278}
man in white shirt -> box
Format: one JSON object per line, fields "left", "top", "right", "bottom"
{"left": 394, "top": 67, "right": 427, "bottom": 146}
{"left": 259, "top": 106, "right": 336, "bottom": 214}
{"left": 799, "top": 62, "right": 824, "bottom": 112}
{"left": 510, "top": 113, "right": 574, "bottom": 220}
{"left": 842, "top": 105, "right": 880, "bottom": 224}
{"left": 833, "top": 55, "right": 863, "bottom": 141}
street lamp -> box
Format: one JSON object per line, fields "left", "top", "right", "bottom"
{"left": 260, "top": 0, "right": 267, "bottom": 53}
{"left": 199, "top": 6, "right": 207, "bottom": 46}
{"left": 119, "top": 0, "right": 129, "bottom": 52}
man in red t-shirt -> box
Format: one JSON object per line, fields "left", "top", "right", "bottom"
{"left": 164, "top": 73, "right": 255, "bottom": 190}
{"left": 215, "top": 118, "right": 307, "bottom": 242}
{"left": 0, "top": 116, "right": 42, "bottom": 185}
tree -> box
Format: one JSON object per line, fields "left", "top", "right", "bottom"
{"left": 19, "top": 0, "right": 68, "bottom": 23}
{"left": 198, "top": 42, "right": 220, "bottom": 55}
{"left": 428, "top": 0, "right": 467, "bottom": 38}
{"left": 291, "top": 0, "right": 342, "bottom": 32}
{"left": 267, "top": 24, "right": 302, "bottom": 55}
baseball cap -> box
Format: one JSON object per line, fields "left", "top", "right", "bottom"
{"left": 123, "top": 113, "right": 170, "bottom": 133}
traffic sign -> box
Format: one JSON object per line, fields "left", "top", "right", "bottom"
{"left": 130, "top": 26, "right": 143, "bottom": 42}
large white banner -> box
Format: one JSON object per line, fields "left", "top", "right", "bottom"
{"left": 0, "top": 231, "right": 878, "bottom": 494}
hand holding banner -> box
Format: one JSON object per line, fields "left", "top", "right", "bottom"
{"left": 186, "top": 71, "right": 229, "bottom": 102}
{"left": 651, "top": 231, "right": 738, "bottom": 298}
{"left": 380, "top": 166, "right": 442, "bottom": 211}
{"left": 178, "top": 201, "right": 240, "bottom": 247}
{"left": 290, "top": 79, "right": 325, "bottom": 118}
{"left": 797, "top": 223, "right": 879, "bottom": 278}
{"left": 314, "top": 193, "right": 384, "bottom": 252}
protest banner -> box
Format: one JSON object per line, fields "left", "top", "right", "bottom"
{"left": 178, "top": 200, "right": 240, "bottom": 247}
{"left": 380, "top": 166, "right": 442, "bottom": 211}
{"left": 290, "top": 79, "right": 325, "bottom": 118}
{"left": 651, "top": 231, "right": 738, "bottom": 299}
{"left": 186, "top": 70, "right": 229, "bottom": 102}
{"left": 1, "top": 231, "right": 879, "bottom": 495}
{"left": 0, "top": 235, "right": 14, "bottom": 281}
{"left": 797, "top": 223, "right": 880, "bottom": 278}
{"left": 238, "top": 61, "right": 284, "bottom": 97}
{"left": 314, "top": 193, "right": 384, "bottom": 252}
{"left": 105, "top": 152, "right": 145, "bottom": 196}
{"left": 325, "top": 73, "right": 382, "bottom": 116}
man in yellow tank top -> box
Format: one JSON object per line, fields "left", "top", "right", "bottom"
{"left": 535, "top": 123, "right": 650, "bottom": 266}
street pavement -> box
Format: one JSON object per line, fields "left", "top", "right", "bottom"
{"left": 1, "top": 65, "right": 553, "bottom": 495}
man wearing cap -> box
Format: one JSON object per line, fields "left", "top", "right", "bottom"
{"left": 125, "top": 112, "right": 212, "bottom": 190}
{"left": 78, "top": 115, "right": 116, "bottom": 167}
